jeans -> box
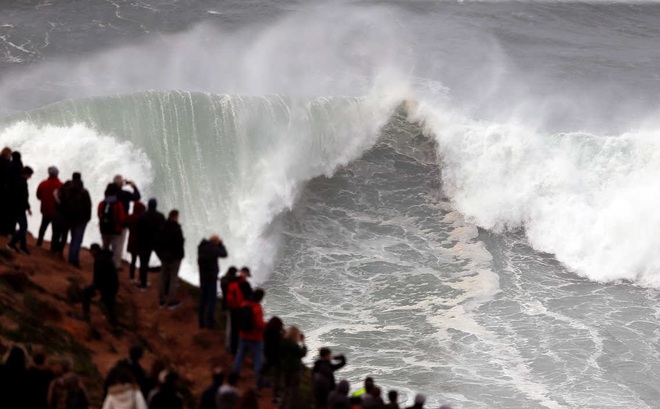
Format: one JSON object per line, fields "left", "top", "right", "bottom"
{"left": 232, "top": 338, "right": 264, "bottom": 386}
{"left": 8, "top": 211, "right": 27, "bottom": 250}
{"left": 198, "top": 282, "right": 217, "bottom": 328}
{"left": 68, "top": 223, "right": 87, "bottom": 265}
{"left": 101, "top": 233, "right": 122, "bottom": 268}
{"left": 36, "top": 215, "right": 54, "bottom": 247}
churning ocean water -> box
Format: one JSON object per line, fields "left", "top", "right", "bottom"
{"left": 3, "top": 0, "right": 660, "bottom": 407}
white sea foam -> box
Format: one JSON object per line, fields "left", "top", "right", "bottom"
{"left": 0, "top": 121, "right": 153, "bottom": 246}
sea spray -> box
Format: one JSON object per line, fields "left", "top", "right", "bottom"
{"left": 0, "top": 91, "right": 399, "bottom": 283}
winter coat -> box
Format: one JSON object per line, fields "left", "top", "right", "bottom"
{"left": 58, "top": 180, "right": 92, "bottom": 225}
{"left": 136, "top": 210, "right": 165, "bottom": 251}
{"left": 126, "top": 202, "right": 146, "bottom": 255}
{"left": 94, "top": 249, "right": 119, "bottom": 297}
{"left": 47, "top": 372, "right": 89, "bottom": 409}
{"left": 328, "top": 380, "right": 351, "bottom": 409}
{"left": 9, "top": 176, "right": 30, "bottom": 213}
{"left": 98, "top": 196, "right": 126, "bottom": 235}
{"left": 148, "top": 386, "right": 183, "bottom": 409}
{"left": 279, "top": 338, "right": 307, "bottom": 373}
{"left": 102, "top": 384, "right": 148, "bottom": 409}
{"left": 197, "top": 239, "right": 228, "bottom": 285}
{"left": 225, "top": 277, "right": 252, "bottom": 310}
{"left": 157, "top": 220, "right": 184, "bottom": 262}
{"left": 36, "top": 176, "right": 63, "bottom": 217}
{"left": 238, "top": 300, "right": 265, "bottom": 341}
{"left": 312, "top": 356, "right": 346, "bottom": 393}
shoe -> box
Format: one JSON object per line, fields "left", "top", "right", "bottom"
{"left": 159, "top": 301, "right": 166, "bottom": 309}
{"left": 6, "top": 243, "right": 19, "bottom": 253}
{"left": 70, "top": 262, "right": 81, "bottom": 269}
{"left": 138, "top": 285, "right": 148, "bottom": 292}
{"left": 20, "top": 247, "right": 30, "bottom": 255}
{"left": 167, "top": 301, "right": 182, "bottom": 310}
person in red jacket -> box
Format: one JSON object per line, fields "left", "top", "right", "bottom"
{"left": 232, "top": 288, "right": 266, "bottom": 388}
{"left": 97, "top": 183, "right": 126, "bottom": 269}
{"left": 35, "top": 166, "right": 63, "bottom": 249}
{"left": 225, "top": 268, "right": 253, "bottom": 355}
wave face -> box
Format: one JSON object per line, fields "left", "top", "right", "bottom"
{"left": 0, "top": 91, "right": 396, "bottom": 282}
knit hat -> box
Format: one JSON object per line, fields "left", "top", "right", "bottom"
{"left": 48, "top": 166, "right": 59, "bottom": 177}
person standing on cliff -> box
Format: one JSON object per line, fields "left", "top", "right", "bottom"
{"left": 156, "top": 209, "right": 184, "bottom": 309}
{"left": 197, "top": 234, "right": 228, "bottom": 329}
{"left": 136, "top": 198, "right": 165, "bottom": 291}
{"left": 57, "top": 172, "right": 92, "bottom": 268}
{"left": 126, "top": 201, "right": 146, "bottom": 283}
{"left": 98, "top": 183, "right": 126, "bottom": 269}
{"left": 7, "top": 166, "right": 34, "bottom": 254}
{"left": 225, "top": 267, "right": 253, "bottom": 355}
{"left": 112, "top": 175, "right": 141, "bottom": 268}
{"left": 312, "top": 347, "right": 347, "bottom": 409}
{"left": 82, "top": 243, "right": 119, "bottom": 326}
{"left": 232, "top": 288, "right": 267, "bottom": 389}
{"left": 0, "top": 147, "right": 14, "bottom": 236}
{"left": 36, "top": 166, "right": 63, "bottom": 249}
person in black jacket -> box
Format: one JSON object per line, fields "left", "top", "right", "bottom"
{"left": 313, "top": 347, "right": 347, "bottom": 409}
{"left": 148, "top": 371, "right": 183, "bottom": 409}
{"left": 104, "top": 345, "right": 149, "bottom": 399}
{"left": 136, "top": 198, "right": 165, "bottom": 290}
{"left": 57, "top": 172, "right": 93, "bottom": 267}
{"left": 157, "top": 210, "right": 184, "bottom": 309}
{"left": 199, "top": 367, "right": 224, "bottom": 409}
{"left": 112, "top": 175, "right": 141, "bottom": 270}
{"left": 7, "top": 166, "right": 34, "bottom": 254}
{"left": 82, "top": 243, "right": 119, "bottom": 326}
{"left": 197, "top": 235, "right": 227, "bottom": 328}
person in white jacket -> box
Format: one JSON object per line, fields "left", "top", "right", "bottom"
{"left": 102, "top": 367, "right": 148, "bottom": 409}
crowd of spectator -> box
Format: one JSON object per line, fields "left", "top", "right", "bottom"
{"left": 0, "top": 146, "right": 449, "bottom": 409}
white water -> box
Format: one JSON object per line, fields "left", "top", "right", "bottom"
{"left": 409, "top": 101, "right": 660, "bottom": 287}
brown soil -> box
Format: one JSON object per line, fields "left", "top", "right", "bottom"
{"left": 0, "top": 233, "right": 277, "bottom": 409}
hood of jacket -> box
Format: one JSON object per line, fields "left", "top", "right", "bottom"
{"left": 106, "top": 384, "right": 141, "bottom": 408}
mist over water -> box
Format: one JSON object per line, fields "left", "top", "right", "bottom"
{"left": 3, "top": 0, "right": 660, "bottom": 406}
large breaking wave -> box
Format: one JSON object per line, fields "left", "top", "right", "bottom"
{"left": 3, "top": 90, "right": 660, "bottom": 288}
{"left": 0, "top": 91, "right": 397, "bottom": 283}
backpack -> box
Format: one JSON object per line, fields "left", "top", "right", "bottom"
{"left": 99, "top": 201, "right": 116, "bottom": 234}
{"left": 237, "top": 305, "right": 254, "bottom": 332}
{"left": 226, "top": 282, "right": 243, "bottom": 310}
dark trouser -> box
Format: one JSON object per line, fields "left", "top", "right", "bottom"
{"left": 36, "top": 215, "right": 54, "bottom": 247}
{"left": 159, "top": 259, "right": 181, "bottom": 305}
{"left": 68, "top": 223, "right": 86, "bottom": 265}
{"left": 262, "top": 360, "right": 282, "bottom": 399}
{"left": 229, "top": 308, "right": 241, "bottom": 355}
{"left": 82, "top": 285, "right": 117, "bottom": 325}
{"left": 279, "top": 370, "right": 301, "bottom": 409}
{"left": 0, "top": 195, "right": 12, "bottom": 235}
{"left": 198, "top": 282, "right": 217, "bottom": 328}
{"left": 8, "top": 211, "right": 27, "bottom": 250}
{"left": 138, "top": 248, "right": 154, "bottom": 287}
{"left": 129, "top": 252, "right": 138, "bottom": 280}
{"left": 51, "top": 217, "right": 68, "bottom": 253}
